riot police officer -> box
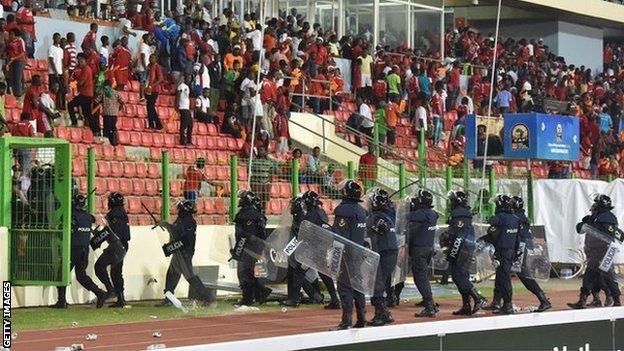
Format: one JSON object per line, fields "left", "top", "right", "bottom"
{"left": 281, "top": 194, "right": 324, "bottom": 307}
{"left": 408, "top": 189, "right": 439, "bottom": 318}
{"left": 569, "top": 194, "right": 621, "bottom": 309}
{"left": 484, "top": 194, "right": 520, "bottom": 315}
{"left": 234, "top": 191, "right": 272, "bottom": 305}
{"left": 332, "top": 180, "right": 368, "bottom": 330}
{"left": 52, "top": 194, "right": 107, "bottom": 309}
{"left": 366, "top": 188, "right": 398, "bottom": 326}
{"left": 93, "top": 192, "right": 130, "bottom": 308}
{"left": 442, "top": 190, "right": 486, "bottom": 315}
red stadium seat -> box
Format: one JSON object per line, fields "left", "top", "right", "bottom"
{"left": 117, "top": 131, "right": 130, "bottom": 145}
{"left": 207, "top": 124, "right": 218, "bottom": 136}
{"left": 129, "top": 132, "right": 141, "bottom": 146}
{"left": 127, "top": 197, "right": 142, "bottom": 214}
{"left": 132, "top": 118, "right": 145, "bottom": 132}
{"left": 164, "top": 134, "right": 176, "bottom": 148}
{"left": 204, "top": 166, "right": 216, "bottom": 180}
{"left": 124, "top": 104, "right": 137, "bottom": 116}
{"left": 114, "top": 146, "right": 126, "bottom": 161}
{"left": 205, "top": 150, "right": 217, "bottom": 165}
{"left": 5, "top": 94, "right": 17, "bottom": 108}
{"left": 136, "top": 106, "right": 147, "bottom": 118}
{"left": 106, "top": 178, "right": 120, "bottom": 193}
{"left": 145, "top": 179, "right": 159, "bottom": 196}
{"left": 204, "top": 199, "right": 216, "bottom": 214}
{"left": 102, "top": 144, "right": 115, "bottom": 160}
{"left": 216, "top": 151, "right": 229, "bottom": 165}
{"left": 206, "top": 137, "right": 216, "bottom": 149}
{"left": 119, "top": 179, "right": 133, "bottom": 195}
{"left": 119, "top": 117, "right": 133, "bottom": 131}
{"left": 110, "top": 161, "right": 124, "bottom": 178}
{"left": 55, "top": 126, "right": 71, "bottom": 140}
{"left": 238, "top": 166, "right": 248, "bottom": 181}
{"left": 152, "top": 133, "right": 164, "bottom": 147}
{"left": 195, "top": 135, "right": 207, "bottom": 149}
{"left": 132, "top": 179, "right": 146, "bottom": 196}
{"left": 72, "top": 158, "right": 86, "bottom": 176}
{"left": 97, "top": 161, "right": 111, "bottom": 177}
{"left": 280, "top": 183, "right": 291, "bottom": 198}
{"left": 171, "top": 148, "right": 185, "bottom": 163}
{"left": 95, "top": 178, "right": 106, "bottom": 195}
{"left": 170, "top": 180, "right": 183, "bottom": 197}
{"left": 214, "top": 198, "right": 227, "bottom": 214}
{"left": 136, "top": 163, "right": 148, "bottom": 178}
{"left": 227, "top": 138, "right": 238, "bottom": 151}
{"left": 118, "top": 91, "right": 128, "bottom": 103}
{"left": 141, "top": 133, "right": 153, "bottom": 147}
{"left": 216, "top": 166, "right": 228, "bottom": 180}
{"left": 69, "top": 128, "right": 83, "bottom": 143}
{"left": 216, "top": 137, "right": 227, "bottom": 150}
{"left": 147, "top": 163, "right": 161, "bottom": 178}
{"left": 196, "top": 123, "right": 208, "bottom": 135}
{"left": 123, "top": 163, "right": 137, "bottom": 178}
{"left": 128, "top": 92, "right": 139, "bottom": 104}
{"left": 184, "top": 149, "right": 196, "bottom": 164}
{"left": 151, "top": 148, "right": 162, "bottom": 161}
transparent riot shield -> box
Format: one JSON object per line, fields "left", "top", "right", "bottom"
{"left": 295, "top": 220, "right": 380, "bottom": 295}
{"left": 521, "top": 241, "right": 551, "bottom": 281}
{"left": 474, "top": 224, "right": 497, "bottom": 282}
{"left": 432, "top": 227, "right": 450, "bottom": 271}
{"left": 579, "top": 224, "right": 624, "bottom": 283}
{"left": 391, "top": 197, "right": 410, "bottom": 285}
{"left": 263, "top": 208, "right": 294, "bottom": 269}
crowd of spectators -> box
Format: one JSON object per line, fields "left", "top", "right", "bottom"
{"left": 0, "top": 0, "right": 624, "bottom": 183}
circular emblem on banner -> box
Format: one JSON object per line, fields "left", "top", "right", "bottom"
{"left": 510, "top": 124, "right": 530, "bottom": 150}
{"left": 556, "top": 123, "right": 563, "bottom": 142}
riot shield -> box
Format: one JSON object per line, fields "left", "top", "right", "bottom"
{"left": 432, "top": 227, "right": 449, "bottom": 271}
{"left": 474, "top": 224, "right": 497, "bottom": 282}
{"left": 295, "top": 220, "right": 380, "bottom": 295}
{"left": 521, "top": 241, "right": 551, "bottom": 281}
{"left": 391, "top": 197, "right": 411, "bottom": 285}
{"left": 262, "top": 208, "right": 294, "bottom": 269}
{"left": 579, "top": 224, "right": 623, "bottom": 272}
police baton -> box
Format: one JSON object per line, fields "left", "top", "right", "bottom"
{"left": 141, "top": 202, "right": 165, "bottom": 230}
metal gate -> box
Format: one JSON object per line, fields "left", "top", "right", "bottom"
{"left": 0, "top": 136, "right": 71, "bottom": 286}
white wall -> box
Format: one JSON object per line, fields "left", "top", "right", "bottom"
{"left": 3, "top": 225, "right": 238, "bottom": 308}
{"left": 557, "top": 21, "right": 604, "bottom": 74}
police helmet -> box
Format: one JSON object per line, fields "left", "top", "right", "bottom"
{"left": 290, "top": 195, "right": 307, "bottom": 217}
{"left": 411, "top": 189, "right": 433, "bottom": 209}
{"left": 301, "top": 190, "right": 321, "bottom": 209}
{"left": 511, "top": 196, "right": 524, "bottom": 211}
{"left": 239, "top": 190, "right": 262, "bottom": 210}
{"left": 73, "top": 194, "right": 87, "bottom": 210}
{"left": 493, "top": 194, "right": 513, "bottom": 212}
{"left": 178, "top": 200, "right": 197, "bottom": 214}
{"left": 370, "top": 188, "right": 390, "bottom": 211}
{"left": 108, "top": 192, "right": 125, "bottom": 208}
{"left": 447, "top": 190, "right": 469, "bottom": 209}
{"left": 342, "top": 180, "right": 362, "bottom": 200}
{"left": 591, "top": 194, "right": 613, "bottom": 212}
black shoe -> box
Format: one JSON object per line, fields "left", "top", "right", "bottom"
{"left": 353, "top": 320, "right": 366, "bottom": 328}
{"left": 567, "top": 294, "right": 588, "bottom": 310}
{"left": 256, "top": 287, "right": 272, "bottom": 305}
{"left": 415, "top": 301, "right": 437, "bottom": 318}
{"left": 415, "top": 300, "right": 425, "bottom": 307}
{"left": 155, "top": 298, "right": 172, "bottom": 307}
{"left": 51, "top": 300, "right": 67, "bottom": 309}
{"left": 452, "top": 306, "right": 472, "bottom": 315}
{"left": 536, "top": 292, "right": 552, "bottom": 312}
{"left": 324, "top": 300, "right": 341, "bottom": 310}
{"left": 604, "top": 296, "right": 614, "bottom": 308}
{"left": 330, "top": 322, "right": 351, "bottom": 331}
{"left": 493, "top": 303, "right": 514, "bottom": 315}
{"left": 312, "top": 293, "right": 324, "bottom": 304}
{"left": 110, "top": 295, "right": 126, "bottom": 308}
{"left": 367, "top": 308, "right": 385, "bottom": 327}
{"left": 589, "top": 295, "right": 602, "bottom": 307}
{"left": 280, "top": 299, "right": 300, "bottom": 308}
{"left": 469, "top": 288, "right": 486, "bottom": 314}
{"left": 96, "top": 290, "right": 107, "bottom": 308}
{"left": 234, "top": 299, "right": 254, "bottom": 306}
{"left": 483, "top": 301, "right": 501, "bottom": 311}
{"left": 613, "top": 296, "right": 621, "bottom": 307}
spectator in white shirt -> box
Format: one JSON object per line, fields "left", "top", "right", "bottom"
{"left": 195, "top": 87, "right": 216, "bottom": 124}
{"left": 239, "top": 70, "right": 257, "bottom": 122}
{"left": 47, "top": 32, "right": 65, "bottom": 110}
{"left": 193, "top": 57, "right": 210, "bottom": 96}
{"left": 356, "top": 97, "right": 374, "bottom": 147}
{"left": 246, "top": 23, "right": 262, "bottom": 56}
{"left": 177, "top": 74, "right": 193, "bottom": 145}
{"left": 136, "top": 33, "right": 152, "bottom": 101}
{"left": 99, "top": 35, "right": 110, "bottom": 66}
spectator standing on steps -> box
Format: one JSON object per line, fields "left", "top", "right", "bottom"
{"left": 359, "top": 144, "right": 378, "bottom": 189}
{"left": 68, "top": 53, "right": 95, "bottom": 132}
{"left": 48, "top": 33, "right": 65, "bottom": 111}
{"left": 183, "top": 157, "right": 214, "bottom": 203}
{"left": 102, "top": 80, "right": 124, "bottom": 146}
{"left": 6, "top": 28, "right": 26, "bottom": 97}
{"left": 177, "top": 74, "right": 193, "bottom": 146}
{"left": 249, "top": 147, "right": 279, "bottom": 213}
{"left": 146, "top": 53, "right": 164, "bottom": 130}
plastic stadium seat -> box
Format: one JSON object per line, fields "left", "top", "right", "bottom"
{"left": 123, "top": 163, "right": 137, "bottom": 178}
{"left": 216, "top": 166, "right": 228, "bottom": 180}
{"left": 119, "top": 179, "right": 133, "bottom": 195}
{"left": 101, "top": 144, "right": 115, "bottom": 160}
{"left": 76, "top": 177, "right": 87, "bottom": 193}
{"left": 118, "top": 117, "right": 132, "bottom": 131}
{"left": 136, "top": 106, "right": 147, "bottom": 118}
{"left": 216, "top": 137, "right": 227, "bottom": 150}
{"left": 124, "top": 104, "right": 137, "bottom": 116}
{"left": 151, "top": 148, "right": 162, "bottom": 161}
{"left": 195, "top": 199, "right": 205, "bottom": 214}
{"left": 207, "top": 124, "right": 218, "bottom": 136}
{"left": 204, "top": 199, "right": 216, "bottom": 214}
{"left": 106, "top": 178, "right": 120, "bottom": 193}
{"left": 216, "top": 151, "right": 229, "bottom": 165}
{"left": 164, "top": 134, "right": 176, "bottom": 148}
{"left": 118, "top": 131, "right": 130, "bottom": 145}
{"left": 184, "top": 149, "right": 196, "bottom": 164}
{"left": 206, "top": 137, "right": 216, "bottom": 149}
{"left": 195, "top": 135, "right": 207, "bottom": 149}
{"left": 280, "top": 184, "right": 291, "bottom": 198}
{"left": 152, "top": 133, "right": 164, "bottom": 147}
{"left": 110, "top": 161, "right": 124, "bottom": 178}
{"left": 227, "top": 138, "right": 239, "bottom": 151}
{"left": 214, "top": 198, "right": 227, "bottom": 214}
{"left": 95, "top": 178, "right": 106, "bottom": 195}
{"left": 72, "top": 158, "right": 86, "bottom": 176}
{"left": 165, "top": 120, "right": 178, "bottom": 134}
{"left": 127, "top": 197, "right": 142, "bottom": 214}
{"left": 114, "top": 146, "right": 126, "bottom": 161}
{"left": 204, "top": 166, "right": 216, "bottom": 180}
{"left": 197, "top": 215, "right": 213, "bottom": 225}
{"left": 238, "top": 166, "right": 248, "bottom": 181}
{"left": 131, "top": 81, "right": 141, "bottom": 93}
{"left": 145, "top": 179, "right": 159, "bottom": 196}
{"left": 170, "top": 180, "right": 183, "bottom": 197}
{"left": 270, "top": 184, "right": 280, "bottom": 198}
{"left": 5, "top": 94, "right": 17, "bottom": 108}
{"left": 129, "top": 132, "right": 141, "bottom": 146}
{"left": 132, "top": 179, "right": 146, "bottom": 196}
{"left": 267, "top": 200, "right": 280, "bottom": 215}
{"left": 205, "top": 150, "right": 217, "bottom": 165}
{"left": 128, "top": 92, "right": 139, "bottom": 104}
{"left": 171, "top": 148, "right": 185, "bottom": 163}
{"left": 97, "top": 161, "right": 111, "bottom": 177}
{"left": 147, "top": 163, "right": 161, "bottom": 178}
{"left": 141, "top": 133, "right": 153, "bottom": 147}
{"left": 118, "top": 91, "right": 128, "bottom": 103}
{"left": 136, "top": 163, "right": 148, "bottom": 178}
{"left": 132, "top": 118, "right": 145, "bottom": 132}
{"left": 69, "top": 128, "right": 83, "bottom": 143}
{"left": 196, "top": 123, "right": 208, "bottom": 135}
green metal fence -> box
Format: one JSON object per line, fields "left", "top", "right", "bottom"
{"left": 0, "top": 136, "right": 72, "bottom": 286}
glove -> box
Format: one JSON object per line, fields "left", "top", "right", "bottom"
{"left": 374, "top": 219, "right": 389, "bottom": 234}
{"left": 576, "top": 222, "right": 585, "bottom": 234}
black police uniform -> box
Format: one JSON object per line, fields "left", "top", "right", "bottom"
{"left": 164, "top": 211, "right": 197, "bottom": 293}
{"left": 333, "top": 198, "right": 368, "bottom": 327}
{"left": 576, "top": 210, "right": 620, "bottom": 303}
{"left": 515, "top": 209, "right": 550, "bottom": 305}
{"left": 408, "top": 206, "right": 438, "bottom": 312}
{"left": 286, "top": 206, "right": 330, "bottom": 305}
{"left": 488, "top": 208, "right": 520, "bottom": 311}
{"left": 307, "top": 206, "right": 341, "bottom": 306}
{"left": 234, "top": 205, "right": 270, "bottom": 304}
{"left": 94, "top": 205, "right": 130, "bottom": 305}
{"left": 446, "top": 205, "right": 484, "bottom": 314}
{"left": 367, "top": 205, "right": 398, "bottom": 324}
{"left": 55, "top": 208, "right": 105, "bottom": 307}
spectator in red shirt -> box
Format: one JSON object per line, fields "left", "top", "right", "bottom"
{"left": 183, "top": 157, "right": 212, "bottom": 203}
{"left": 372, "top": 72, "right": 388, "bottom": 104}
{"left": 109, "top": 36, "right": 132, "bottom": 90}
{"left": 260, "top": 71, "right": 277, "bottom": 136}
{"left": 146, "top": 53, "right": 164, "bottom": 130}
{"left": 15, "top": 0, "right": 35, "bottom": 58}
{"left": 22, "top": 74, "right": 44, "bottom": 133}
{"left": 10, "top": 111, "right": 35, "bottom": 169}
{"left": 358, "top": 144, "right": 377, "bottom": 186}
{"left": 68, "top": 53, "right": 97, "bottom": 134}
{"left": 63, "top": 32, "right": 78, "bottom": 76}
{"left": 273, "top": 108, "right": 290, "bottom": 155}
{"left": 6, "top": 28, "right": 26, "bottom": 97}
{"left": 81, "top": 23, "right": 98, "bottom": 53}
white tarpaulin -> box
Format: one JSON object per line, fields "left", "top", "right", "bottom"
{"left": 535, "top": 179, "right": 624, "bottom": 264}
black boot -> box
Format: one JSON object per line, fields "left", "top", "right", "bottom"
{"left": 280, "top": 299, "right": 300, "bottom": 308}
{"left": 494, "top": 303, "right": 514, "bottom": 315}
{"left": 52, "top": 300, "right": 68, "bottom": 309}
{"left": 536, "top": 291, "right": 552, "bottom": 312}
{"left": 53, "top": 287, "right": 68, "bottom": 308}
{"left": 469, "top": 288, "right": 487, "bottom": 314}
{"left": 312, "top": 292, "right": 324, "bottom": 304}
{"left": 110, "top": 292, "right": 126, "bottom": 308}
{"left": 415, "top": 300, "right": 437, "bottom": 318}
{"left": 589, "top": 292, "right": 602, "bottom": 307}
{"left": 604, "top": 295, "right": 614, "bottom": 307}
{"left": 483, "top": 295, "right": 501, "bottom": 311}
{"left": 255, "top": 286, "right": 272, "bottom": 305}
{"left": 567, "top": 293, "right": 588, "bottom": 310}
{"left": 237, "top": 287, "right": 255, "bottom": 306}
{"left": 367, "top": 305, "right": 385, "bottom": 327}
{"left": 613, "top": 296, "right": 621, "bottom": 307}
{"left": 452, "top": 294, "right": 472, "bottom": 315}
{"left": 95, "top": 289, "right": 107, "bottom": 308}
{"left": 353, "top": 308, "right": 367, "bottom": 328}
{"left": 331, "top": 310, "right": 352, "bottom": 331}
